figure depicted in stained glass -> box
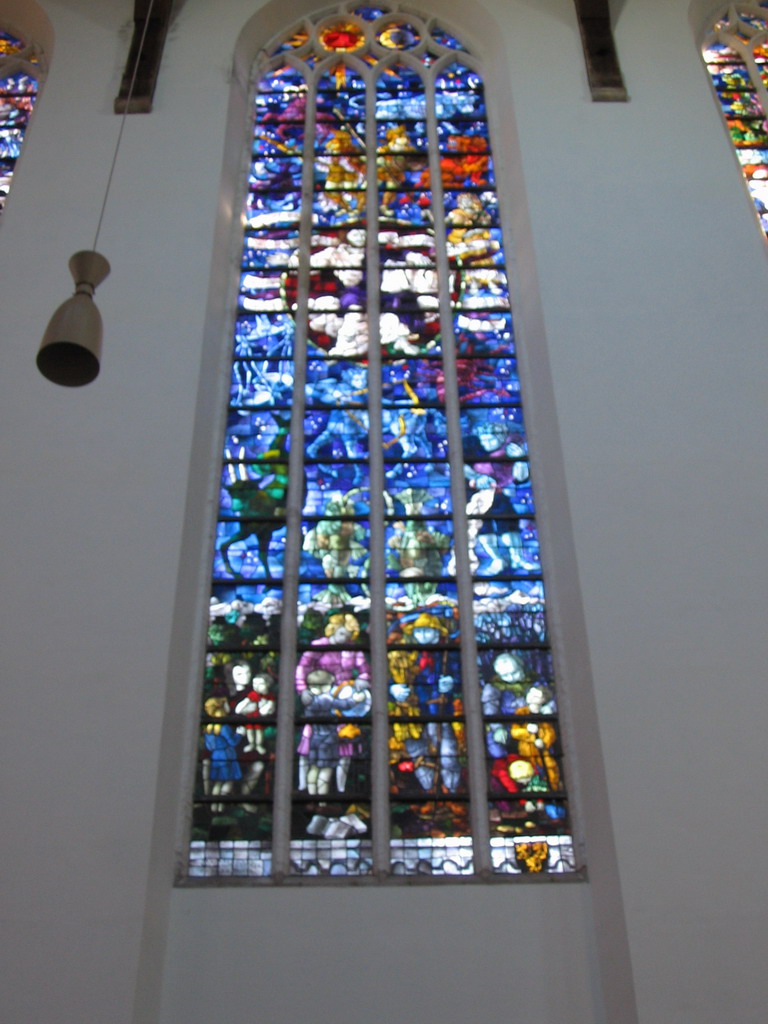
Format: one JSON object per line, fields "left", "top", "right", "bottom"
{"left": 225, "top": 659, "right": 276, "bottom": 804}
{"left": 511, "top": 685, "right": 561, "bottom": 790}
{"left": 296, "top": 613, "right": 371, "bottom": 796}
{"left": 302, "top": 499, "right": 368, "bottom": 604}
{"left": 388, "top": 612, "right": 463, "bottom": 794}
{"left": 386, "top": 488, "right": 451, "bottom": 604}
{"left": 219, "top": 436, "right": 289, "bottom": 578}
{"left": 202, "top": 697, "right": 243, "bottom": 812}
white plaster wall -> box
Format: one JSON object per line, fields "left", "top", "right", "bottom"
{"left": 0, "top": 1, "right": 766, "bottom": 1023}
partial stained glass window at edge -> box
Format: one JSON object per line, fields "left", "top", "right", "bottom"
{"left": 0, "top": 30, "right": 39, "bottom": 215}
{"left": 189, "top": 4, "right": 576, "bottom": 882}
{"left": 703, "top": 2, "right": 768, "bottom": 238}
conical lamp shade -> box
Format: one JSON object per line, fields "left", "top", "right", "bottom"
{"left": 37, "top": 250, "right": 110, "bottom": 387}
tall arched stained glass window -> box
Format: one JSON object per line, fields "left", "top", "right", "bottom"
{"left": 0, "top": 29, "right": 40, "bottom": 215}
{"left": 703, "top": 3, "right": 768, "bottom": 238}
{"left": 189, "top": 5, "right": 575, "bottom": 882}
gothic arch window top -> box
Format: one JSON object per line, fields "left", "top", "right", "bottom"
{"left": 703, "top": 2, "right": 768, "bottom": 238}
{"left": 0, "top": 28, "right": 42, "bottom": 215}
{"left": 187, "top": 5, "right": 576, "bottom": 883}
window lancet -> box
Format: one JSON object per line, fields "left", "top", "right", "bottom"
{"left": 188, "top": 5, "right": 575, "bottom": 882}
{"left": 703, "top": 2, "right": 768, "bottom": 238}
{"left": 0, "top": 29, "right": 41, "bottom": 215}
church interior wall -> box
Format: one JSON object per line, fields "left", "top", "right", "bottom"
{"left": 1, "top": 1, "right": 766, "bottom": 1022}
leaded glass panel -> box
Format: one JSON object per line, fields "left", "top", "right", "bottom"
{"left": 703, "top": 3, "right": 768, "bottom": 238}
{"left": 0, "top": 30, "right": 40, "bottom": 215}
{"left": 189, "top": 4, "right": 576, "bottom": 883}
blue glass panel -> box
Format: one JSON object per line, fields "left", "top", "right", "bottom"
{"left": 300, "top": 518, "right": 369, "bottom": 577}
{"left": 250, "top": 156, "right": 304, "bottom": 190}
{"left": 386, "top": 517, "right": 453, "bottom": 571}
{"left": 214, "top": 520, "right": 288, "bottom": 580}
{"left": 445, "top": 189, "right": 499, "bottom": 227}
{"left": 296, "top": 583, "right": 370, "bottom": 622}
{"left": 304, "top": 462, "right": 370, "bottom": 507}
{"left": 708, "top": 64, "right": 752, "bottom": 90}
{"left": 431, "top": 27, "right": 467, "bottom": 50}
{"left": 315, "top": 154, "right": 367, "bottom": 189}
{"left": 0, "top": 73, "right": 37, "bottom": 94}
{"left": 381, "top": 359, "right": 443, "bottom": 405}
{"left": 310, "top": 228, "right": 367, "bottom": 267}
{"left": 386, "top": 588, "right": 460, "bottom": 634}
{"left": 247, "top": 190, "right": 302, "bottom": 229}
{"left": 461, "top": 407, "right": 526, "bottom": 458}
{"left": 391, "top": 803, "right": 471, "bottom": 846}
{"left": 455, "top": 357, "right": 520, "bottom": 404}
{"left": 470, "top": 517, "right": 540, "bottom": 577}
{"left": 243, "top": 232, "right": 299, "bottom": 270}
{"left": 376, "top": 153, "right": 429, "bottom": 188}
{"left": 472, "top": 580, "right": 547, "bottom": 644}
{"left": 454, "top": 269, "right": 509, "bottom": 309}
{"left": 478, "top": 648, "right": 555, "bottom": 705}
{"left": 0, "top": 94, "right": 34, "bottom": 127}
{"left": 353, "top": 7, "right": 386, "bottom": 20}
{"left": 447, "top": 226, "right": 504, "bottom": 268}
{"left": 377, "top": 119, "right": 429, "bottom": 150}
{"left": 303, "top": 463, "right": 371, "bottom": 515}
{"left": 717, "top": 90, "right": 763, "bottom": 116}
{"left": 219, "top": 461, "right": 289, "bottom": 517}
{"left": 312, "top": 189, "right": 367, "bottom": 225}
{"left": 384, "top": 462, "right": 453, "bottom": 513}
{"left": 272, "top": 28, "right": 310, "bottom": 52}
{"left": 454, "top": 311, "right": 514, "bottom": 355}
{"left": 224, "top": 409, "right": 291, "bottom": 458}
{"left": 465, "top": 459, "right": 534, "bottom": 515}
{"left": 208, "top": 583, "right": 283, "bottom": 648}
{"left": 234, "top": 314, "right": 295, "bottom": 358}
{"left": 257, "top": 63, "right": 309, "bottom": 96}
{"left": 375, "top": 78, "right": 428, "bottom": 120}
{"left": 382, "top": 407, "right": 449, "bottom": 459}
{"left": 306, "top": 358, "right": 367, "bottom": 397}
{"left": 253, "top": 122, "right": 305, "bottom": 155}
{"left": 305, "top": 409, "right": 370, "bottom": 459}
{"left": 0, "top": 129, "right": 24, "bottom": 159}
{"left": 238, "top": 271, "right": 283, "bottom": 305}
{"left": 379, "top": 188, "right": 433, "bottom": 225}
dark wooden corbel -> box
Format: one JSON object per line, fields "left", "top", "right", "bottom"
{"left": 114, "top": 0, "right": 174, "bottom": 114}
{"left": 574, "top": 0, "right": 628, "bottom": 102}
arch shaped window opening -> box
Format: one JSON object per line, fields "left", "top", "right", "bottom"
{"left": 0, "top": 29, "right": 41, "bottom": 215}
{"left": 189, "top": 4, "right": 576, "bottom": 882}
{"left": 703, "top": 2, "right": 768, "bottom": 238}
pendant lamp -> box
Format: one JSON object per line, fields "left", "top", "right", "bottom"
{"left": 36, "top": 250, "right": 110, "bottom": 386}
{"left": 36, "top": 0, "right": 156, "bottom": 386}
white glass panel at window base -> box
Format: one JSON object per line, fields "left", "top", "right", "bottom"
{"left": 490, "top": 836, "right": 576, "bottom": 875}
{"left": 289, "top": 838, "right": 373, "bottom": 876}
{"left": 390, "top": 837, "right": 474, "bottom": 876}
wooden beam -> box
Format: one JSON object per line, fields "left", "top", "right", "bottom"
{"left": 114, "top": 0, "right": 173, "bottom": 114}
{"left": 574, "top": 0, "right": 628, "bottom": 102}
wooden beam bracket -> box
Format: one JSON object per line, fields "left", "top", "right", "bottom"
{"left": 575, "top": 0, "right": 628, "bottom": 102}
{"left": 114, "top": 0, "right": 173, "bottom": 114}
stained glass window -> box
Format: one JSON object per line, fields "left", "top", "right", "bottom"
{"left": 703, "top": 2, "right": 768, "bottom": 238}
{"left": 188, "top": 5, "right": 576, "bottom": 882}
{"left": 0, "top": 29, "right": 40, "bottom": 216}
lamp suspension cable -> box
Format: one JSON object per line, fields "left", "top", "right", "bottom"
{"left": 36, "top": 0, "right": 158, "bottom": 387}
{"left": 93, "top": 0, "right": 156, "bottom": 252}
